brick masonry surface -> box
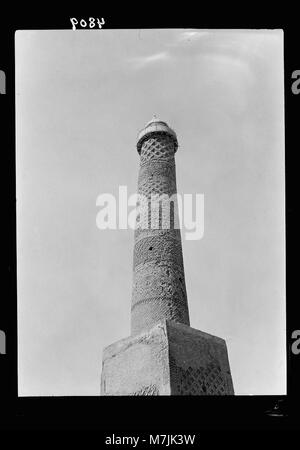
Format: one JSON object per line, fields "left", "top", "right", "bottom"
{"left": 100, "top": 119, "right": 234, "bottom": 396}
{"left": 101, "top": 321, "right": 234, "bottom": 395}
{"left": 131, "top": 129, "right": 190, "bottom": 335}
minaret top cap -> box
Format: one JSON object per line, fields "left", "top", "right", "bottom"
{"left": 137, "top": 115, "right": 178, "bottom": 154}
{"left": 145, "top": 114, "right": 166, "bottom": 127}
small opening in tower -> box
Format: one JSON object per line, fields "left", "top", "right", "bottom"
{"left": 149, "top": 246, "right": 153, "bottom": 251}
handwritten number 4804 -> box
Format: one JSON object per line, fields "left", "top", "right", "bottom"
{"left": 70, "top": 18, "right": 105, "bottom": 30}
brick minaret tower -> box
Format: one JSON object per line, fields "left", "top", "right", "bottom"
{"left": 131, "top": 116, "right": 189, "bottom": 335}
{"left": 100, "top": 117, "right": 234, "bottom": 396}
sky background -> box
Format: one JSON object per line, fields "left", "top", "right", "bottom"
{"left": 16, "top": 29, "right": 285, "bottom": 395}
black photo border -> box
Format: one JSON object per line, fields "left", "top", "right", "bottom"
{"left": 0, "top": 9, "right": 299, "bottom": 433}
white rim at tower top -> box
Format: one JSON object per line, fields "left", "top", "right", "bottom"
{"left": 137, "top": 117, "right": 178, "bottom": 153}
{"left": 145, "top": 115, "right": 168, "bottom": 128}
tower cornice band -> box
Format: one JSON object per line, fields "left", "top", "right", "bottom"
{"left": 137, "top": 119, "right": 178, "bottom": 154}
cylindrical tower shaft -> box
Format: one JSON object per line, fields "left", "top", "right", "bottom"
{"left": 101, "top": 117, "right": 234, "bottom": 397}
{"left": 131, "top": 117, "right": 190, "bottom": 335}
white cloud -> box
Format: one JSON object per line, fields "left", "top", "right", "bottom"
{"left": 128, "top": 51, "right": 171, "bottom": 69}
{"left": 165, "top": 30, "right": 211, "bottom": 50}
{"left": 178, "top": 30, "right": 210, "bottom": 42}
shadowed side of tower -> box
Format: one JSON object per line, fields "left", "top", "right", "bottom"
{"left": 100, "top": 118, "right": 234, "bottom": 396}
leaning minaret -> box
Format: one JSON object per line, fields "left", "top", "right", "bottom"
{"left": 131, "top": 116, "right": 189, "bottom": 335}
{"left": 101, "top": 117, "right": 234, "bottom": 396}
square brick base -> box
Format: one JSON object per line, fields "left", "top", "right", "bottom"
{"left": 101, "top": 320, "right": 234, "bottom": 395}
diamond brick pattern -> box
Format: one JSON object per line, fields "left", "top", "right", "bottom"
{"left": 131, "top": 130, "right": 189, "bottom": 335}
{"left": 170, "top": 357, "right": 227, "bottom": 395}
{"left": 140, "top": 134, "right": 175, "bottom": 164}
